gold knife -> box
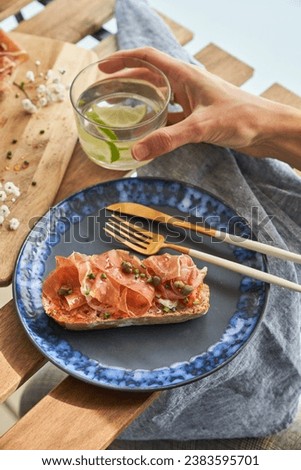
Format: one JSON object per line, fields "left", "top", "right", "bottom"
{"left": 106, "top": 202, "right": 301, "bottom": 263}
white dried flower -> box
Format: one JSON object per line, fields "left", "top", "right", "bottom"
{"left": 26, "top": 70, "right": 35, "bottom": 82}
{"left": 9, "top": 218, "right": 20, "bottom": 230}
{"left": 57, "top": 92, "right": 65, "bottom": 102}
{"left": 0, "top": 190, "right": 7, "bottom": 202}
{"left": 44, "top": 88, "right": 53, "bottom": 101}
{"left": 4, "top": 182, "right": 20, "bottom": 197}
{"left": 0, "top": 215, "right": 4, "bottom": 225}
{"left": 46, "top": 69, "right": 54, "bottom": 80}
{"left": 53, "top": 82, "right": 65, "bottom": 94}
{"left": 19, "top": 64, "right": 67, "bottom": 116}
{"left": 22, "top": 98, "right": 37, "bottom": 112}
{"left": 0, "top": 204, "right": 10, "bottom": 217}
{"left": 4, "top": 182, "right": 16, "bottom": 193}
{"left": 48, "top": 82, "right": 62, "bottom": 94}
{"left": 22, "top": 98, "right": 38, "bottom": 114}
{"left": 51, "top": 93, "right": 65, "bottom": 102}
{"left": 49, "top": 93, "right": 57, "bottom": 102}
{"left": 22, "top": 98, "right": 32, "bottom": 109}
{"left": 36, "top": 84, "right": 47, "bottom": 93}
{"left": 28, "top": 105, "right": 38, "bottom": 114}
{"left": 39, "top": 96, "right": 48, "bottom": 107}
{"left": 13, "top": 188, "right": 21, "bottom": 198}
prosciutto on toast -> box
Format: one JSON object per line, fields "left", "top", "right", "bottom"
{"left": 42, "top": 249, "right": 210, "bottom": 330}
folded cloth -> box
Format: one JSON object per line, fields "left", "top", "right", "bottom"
{"left": 116, "top": 0, "right": 301, "bottom": 440}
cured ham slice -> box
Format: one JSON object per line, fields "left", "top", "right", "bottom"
{"left": 42, "top": 257, "right": 86, "bottom": 313}
{"left": 143, "top": 253, "right": 207, "bottom": 301}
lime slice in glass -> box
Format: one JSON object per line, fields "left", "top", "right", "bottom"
{"left": 91, "top": 103, "right": 147, "bottom": 128}
{"left": 78, "top": 126, "right": 113, "bottom": 163}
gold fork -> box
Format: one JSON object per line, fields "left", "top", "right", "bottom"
{"left": 104, "top": 214, "right": 301, "bottom": 293}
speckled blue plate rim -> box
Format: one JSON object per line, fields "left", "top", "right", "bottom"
{"left": 13, "top": 176, "right": 269, "bottom": 392}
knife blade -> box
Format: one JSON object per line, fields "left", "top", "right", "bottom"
{"left": 106, "top": 202, "right": 301, "bottom": 263}
{"left": 107, "top": 202, "right": 216, "bottom": 236}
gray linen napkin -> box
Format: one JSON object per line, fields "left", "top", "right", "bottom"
{"left": 116, "top": 0, "right": 301, "bottom": 440}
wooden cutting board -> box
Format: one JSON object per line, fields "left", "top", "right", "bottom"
{"left": 0, "top": 33, "right": 97, "bottom": 285}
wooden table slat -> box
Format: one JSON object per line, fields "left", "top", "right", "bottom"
{"left": 0, "top": 300, "right": 46, "bottom": 403}
{"left": 0, "top": 0, "right": 32, "bottom": 21}
{"left": 261, "top": 83, "right": 301, "bottom": 109}
{"left": 0, "top": 376, "right": 159, "bottom": 450}
{"left": 195, "top": 43, "right": 254, "bottom": 86}
{"left": 15, "top": 0, "right": 116, "bottom": 43}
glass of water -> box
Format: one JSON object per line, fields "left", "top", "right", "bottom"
{"left": 70, "top": 57, "right": 171, "bottom": 171}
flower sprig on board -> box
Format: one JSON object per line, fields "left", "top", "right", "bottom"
{"left": 14, "top": 60, "right": 69, "bottom": 114}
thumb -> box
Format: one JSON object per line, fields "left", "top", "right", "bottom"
{"left": 132, "top": 117, "right": 203, "bottom": 161}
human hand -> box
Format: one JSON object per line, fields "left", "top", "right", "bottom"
{"left": 108, "top": 47, "right": 301, "bottom": 169}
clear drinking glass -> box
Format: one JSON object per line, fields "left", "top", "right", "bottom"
{"left": 70, "top": 57, "right": 171, "bottom": 171}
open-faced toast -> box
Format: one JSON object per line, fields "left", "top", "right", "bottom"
{"left": 42, "top": 249, "right": 210, "bottom": 330}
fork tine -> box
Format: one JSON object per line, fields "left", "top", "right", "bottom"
{"left": 104, "top": 226, "right": 149, "bottom": 254}
{"left": 108, "top": 217, "right": 149, "bottom": 244}
{"left": 110, "top": 214, "right": 154, "bottom": 239}
{"left": 105, "top": 214, "right": 164, "bottom": 255}
{"left": 106, "top": 219, "right": 149, "bottom": 248}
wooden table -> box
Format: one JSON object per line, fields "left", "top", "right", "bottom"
{"left": 0, "top": 0, "right": 300, "bottom": 450}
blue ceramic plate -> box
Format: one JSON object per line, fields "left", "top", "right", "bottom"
{"left": 13, "top": 177, "right": 268, "bottom": 391}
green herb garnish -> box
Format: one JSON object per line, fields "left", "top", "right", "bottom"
{"left": 162, "top": 306, "right": 171, "bottom": 313}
